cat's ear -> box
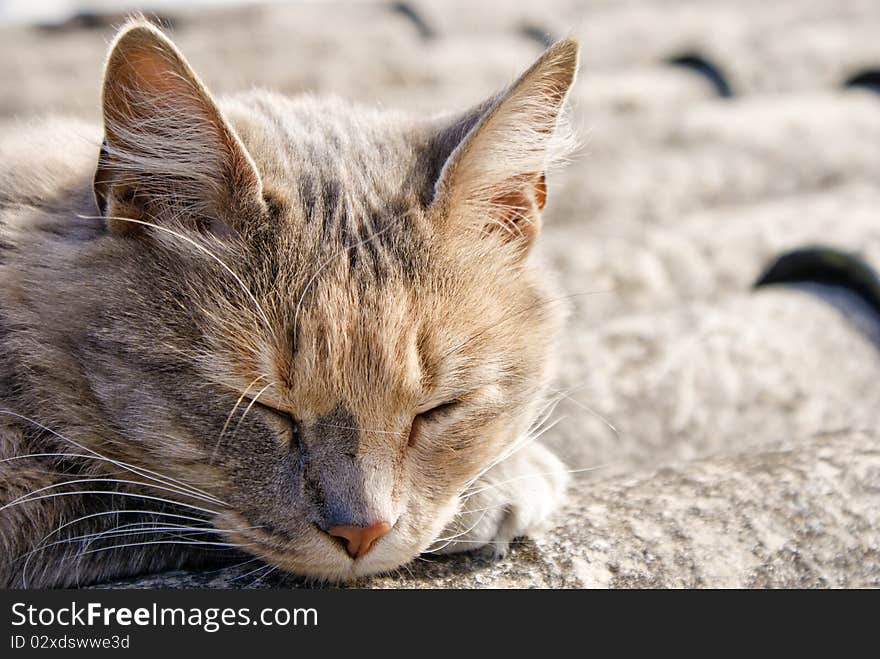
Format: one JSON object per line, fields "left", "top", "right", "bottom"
{"left": 93, "top": 20, "right": 263, "bottom": 236}
{"left": 431, "top": 39, "right": 578, "bottom": 257}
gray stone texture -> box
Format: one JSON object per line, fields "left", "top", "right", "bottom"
{"left": 3, "top": 0, "right": 879, "bottom": 587}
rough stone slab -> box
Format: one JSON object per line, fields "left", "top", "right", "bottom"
{"left": 549, "top": 288, "right": 880, "bottom": 476}
{"left": 541, "top": 183, "right": 880, "bottom": 321}
{"left": 552, "top": 92, "right": 880, "bottom": 225}
{"left": 3, "top": 1, "right": 879, "bottom": 590}
{"left": 99, "top": 431, "right": 880, "bottom": 588}
{"left": 421, "top": 0, "right": 880, "bottom": 89}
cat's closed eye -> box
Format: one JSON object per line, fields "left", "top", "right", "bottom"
{"left": 252, "top": 401, "right": 301, "bottom": 450}
{"left": 408, "top": 400, "right": 462, "bottom": 446}
{"left": 419, "top": 400, "right": 462, "bottom": 420}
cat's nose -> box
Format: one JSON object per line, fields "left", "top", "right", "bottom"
{"left": 327, "top": 521, "right": 392, "bottom": 559}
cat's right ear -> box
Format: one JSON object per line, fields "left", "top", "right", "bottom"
{"left": 93, "top": 20, "right": 264, "bottom": 237}
{"left": 429, "top": 40, "right": 578, "bottom": 258}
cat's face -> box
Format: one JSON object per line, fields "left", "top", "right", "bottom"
{"left": 83, "top": 21, "right": 576, "bottom": 580}
{"left": 198, "top": 201, "right": 558, "bottom": 579}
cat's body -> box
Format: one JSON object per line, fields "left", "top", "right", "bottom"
{"left": 0, "top": 21, "right": 576, "bottom": 587}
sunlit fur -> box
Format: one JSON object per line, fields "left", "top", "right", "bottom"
{"left": 0, "top": 19, "right": 577, "bottom": 586}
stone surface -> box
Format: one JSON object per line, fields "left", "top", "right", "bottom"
{"left": 101, "top": 431, "right": 880, "bottom": 588}
{"left": 3, "top": 0, "right": 880, "bottom": 588}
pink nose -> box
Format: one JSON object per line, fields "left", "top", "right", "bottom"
{"left": 327, "top": 521, "right": 392, "bottom": 559}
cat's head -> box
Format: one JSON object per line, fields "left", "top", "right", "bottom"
{"left": 85, "top": 20, "right": 577, "bottom": 580}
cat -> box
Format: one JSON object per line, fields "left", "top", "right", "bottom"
{"left": 0, "top": 18, "right": 577, "bottom": 587}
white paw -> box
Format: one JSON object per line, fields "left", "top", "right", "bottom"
{"left": 433, "top": 442, "right": 570, "bottom": 556}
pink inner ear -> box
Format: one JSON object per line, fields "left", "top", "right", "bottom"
{"left": 105, "top": 41, "right": 215, "bottom": 132}
{"left": 535, "top": 173, "right": 547, "bottom": 210}
{"left": 485, "top": 172, "right": 546, "bottom": 245}
{"left": 126, "top": 47, "right": 177, "bottom": 92}
{"left": 98, "top": 25, "right": 265, "bottom": 232}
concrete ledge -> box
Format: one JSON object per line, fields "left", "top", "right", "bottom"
{"left": 99, "top": 431, "right": 880, "bottom": 588}
{"left": 5, "top": 0, "right": 878, "bottom": 591}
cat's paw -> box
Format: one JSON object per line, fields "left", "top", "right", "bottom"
{"left": 432, "top": 442, "right": 569, "bottom": 557}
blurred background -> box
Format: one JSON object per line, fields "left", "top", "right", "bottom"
{"left": 3, "top": 0, "right": 880, "bottom": 479}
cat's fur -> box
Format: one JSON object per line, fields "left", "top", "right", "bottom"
{"left": 0, "top": 19, "right": 577, "bottom": 587}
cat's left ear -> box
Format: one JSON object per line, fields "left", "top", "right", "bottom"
{"left": 93, "top": 20, "right": 264, "bottom": 236}
{"left": 431, "top": 39, "right": 578, "bottom": 257}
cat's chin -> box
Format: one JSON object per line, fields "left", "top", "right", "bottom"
{"left": 217, "top": 513, "right": 423, "bottom": 583}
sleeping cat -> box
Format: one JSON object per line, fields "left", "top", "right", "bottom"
{"left": 0, "top": 19, "right": 577, "bottom": 587}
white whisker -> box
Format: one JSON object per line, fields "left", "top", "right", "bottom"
{"left": 1, "top": 489, "right": 221, "bottom": 517}
{"left": 231, "top": 381, "right": 275, "bottom": 438}
{"left": 29, "top": 508, "right": 212, "bottom": 549}
{"left": 461, "top": 464, "right": 608, "bottom": 501}
{"left": 71, "top": 539, "right": 243, "bottom": 559}
{"left": 548, "top": 386, "right": 620, "bottom": 440}
{"left": 426, "top": 507, "right": 493, "bottom": 553}
{"left": 459, "top": 413, "right": 567, "bottom": 500}
{"left": 0, "top": 410, "right": 228, "bottom": 506}
{"left": 1, "top": 477, "right": 224, "bottom": 514}
{"left": 211, "top": 374, "right": 268, "bottom": 463}
{"left": 229, "top": 561, "right": 272, "bottom": 582}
